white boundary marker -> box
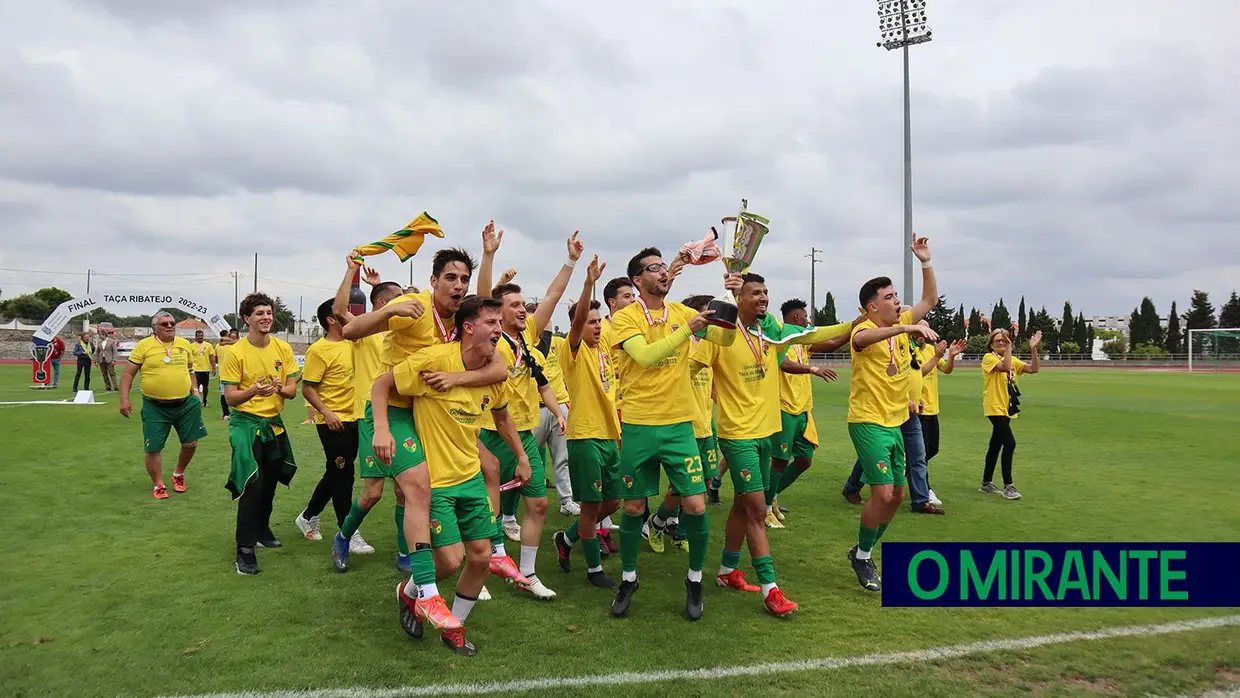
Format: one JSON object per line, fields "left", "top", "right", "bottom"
{"left": 164, "top": 614, "right": 1240, "bottom": 698}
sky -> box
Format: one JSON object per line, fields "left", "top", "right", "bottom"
{"left": 1, "top": 0, "right": 1237, "bottom": 327}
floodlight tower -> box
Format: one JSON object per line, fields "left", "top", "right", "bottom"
{"left": 877, "top": 0, "right": 932, "bottom": 306}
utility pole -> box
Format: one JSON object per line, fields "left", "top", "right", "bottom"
{"left": 298, "top": 295, "right": 303, "bottom": 338}
{"left": 86, "top": 269, "right": 92, "bottom": 295}
{"left": 233, "top": 271, "right": 239, "bottom": 328}
{"left": 409, "top": 263, "right": 414, "bottom": 288}
{"left": 253, "top": 253, "right": 258, "bottom": 293}
{"left": 806, "top": 248, "right": 822, "bottom": 321}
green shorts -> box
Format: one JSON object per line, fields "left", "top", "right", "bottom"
{"left": 777, "top": 411, "right": 816, "bottom": 461}
{"left": 718, "top": 436, "right": 774, "bottom": 495}
{"left": 697, "top": 435, "right": 720, "bottom": 481}
{"left": 357, "top": 401, "right": 426, "bottom": 479}
{"left": 480, "top": 429, "right": 546, "bottom": 499}
{"left": 566, "top": 438, "right": 622, "bottom": 503}
{"left": 617, "top": 422, "right": 704, "bottom": 499}
{"left": 429, "top": 473, "right": 495, "bottom": 548}
{"left": 141, "top": 395, "right": 208, "bottom": 453}
{"left": 848, "top": 422, "right": 906, "bottom": 487}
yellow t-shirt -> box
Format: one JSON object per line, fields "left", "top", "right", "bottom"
{"left": 216, "top": 343, "right": 232, "bottom": 375}
{"left": 847, "top": 310, "right": 914, "bottom": 428}
{"left": 982, "top": 352, "right": 1027, "bottom": 418}
{"left": 779, "top": 343, "right": 814, "bottom": 416}
{"left": 609, "top": 300, "right": 698, "bottom": 426}
{"left": 691, "top": 322, "right": 781, "bottom": 441}
{"left": 688, "top": 337, "right": 715, "bottom": 439}
{"left": 479, "top": 336, "right": 540, "bottom": 433}
{"left": 562, "top": 338, "right": 619, "bottom": 440}
{"left": 302, "top": 338, "right": 356, "bottom": 423}
{"left": 220, "top": 336, "right": 300, "bottom": 419}
{"left": 381, "top": 290, "right": 456, "bottom": 408}
{"left": 600, "top": 317, "right": 623, "bottom": 411}
{"left": 351, "top": 332, "right": 383, "bottom": 416}
{"left": 128, "top": 336, "right": 194, "bottom": 400}
{"left": 190, "top": 340, "right": 216, "bottom": 372}
{"left": 544, "top": 335, "right": 571, "bottom": 406}
{"left": 917, "top": 344, "right": 948, "bottom": 416}
{"left": 392, "top": 343, "right": 510, "bottom": 489}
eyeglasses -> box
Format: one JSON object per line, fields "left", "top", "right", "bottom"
{"left": 642, "top": 263, "right": 668, "bottom": 273}
{"left": 155, "top": 322, "right": 175, "bottom": 328}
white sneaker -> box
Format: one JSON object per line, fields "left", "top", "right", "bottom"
{"left": 349, "top": 531, "right": 375, "bottom": 554}
{"left": 928, "top": 489, "right": 942, "bottom": 506}
{"left": 503, "top": 519, "right": 522, "bottom": 542}
{"left": 517, "top": 575, "right": 557, "bottom": 600}
{"left": 559, "top": 500, "right": 581, "bottom": 516}
{"left": 295, "top": 514, "right": 321, "bottom": 541}
{"left": 641, "top": 521, "right": 651, "bottom": 540}
{"left": 478, "top": 585, "right": 492, "bottom": 601}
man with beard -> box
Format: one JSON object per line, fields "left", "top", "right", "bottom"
{"left": 222, "top": 293, "right": 301, "bottom": 575}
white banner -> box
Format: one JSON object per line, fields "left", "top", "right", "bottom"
{"left": 33, "top": 293, "right": 232, "bottom": 342}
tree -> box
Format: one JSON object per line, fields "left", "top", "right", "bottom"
{"left": 1061, "top": 341, "right": 1081, "bottom": 355}
{"left": 1128, "top": 307, "right": 1143, "bottom": 350}
{"left": 813, "top": 291, "right": 839, "bottom": 326}
{"left": 1074, "top": 312, "right": 1089, "bottom": 353}
{"left": 1060, "top": 302, "right": 1074, "bottom": 354}
{"left": 1086, "top": 325, "right": 1095, "bottom": 355}
{"left": 34, "top": 287, "right": 73, "bottom": 308}
{"left": 1138, "top": 297, "right": 1164, "bottom": 349}
{"left": 273, "top": 297, "right": 296, "bottom": 332}
{"left": 991, "top": 299, "right": 1012, "bottom": 335}
{"left": 966, "top": 334, "right": 990, "bottom": 355}
{"left": 1017, "top": 297, "right": 1027, "bottom": 343}
{"left": 1183, "top": 290, "right": 1216, "bottom": 352}
{"left": 1165, "top": 301, "right": 1181, "bottom": 354}
{"left": 1218, "top": 291, "right": 1240, "bottom": 354}
{"left": 0, "top": 294, "right": 49, "bottom": 324}
{"left": 968, "top": 307, "right": 983, "bottom": 337}
{"left": 925, "top": 294, "right": 954, "bottom": 340}
{"left": 953, "top": 304, "right": 967, "bottom": 341}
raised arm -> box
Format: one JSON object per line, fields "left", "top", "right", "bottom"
{"left": 941, "top": 340, "right": 965, "bottom": 374}
{"left": 568, "top": 255, "right": 604, "bottom": 350}
{"left": 332, "top": 255, "right": 364, "bottom": 326}
{"left": 853, "top": 323, "right": 938, "bottom": 351}
{"left": 910, "top": 235, "right": 938, "bottom": 323}
{"left": 532, "top": 231, "right": 583, "bottom": 336}
{"left": 1024, "top": 331, "right": 1042, "bottom": 375}
{"left": 477, "top": 221, "right": 500, "bottom": 296}
{"left": 341, "top": 297, "right": 423, "bottom": 341}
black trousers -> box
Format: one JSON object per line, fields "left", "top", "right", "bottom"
{"left": 220, "top": 393, "right": 230, "bottom": 418}
{"left": 236, "top": 438, "right": 283, "bottom": 548}
{"left": 73, "top": 357, "right": 92, "bottom": 391}
{"left": 195, "top": 372, "right": 210, "bottom": 406}
{"left": 983, "top": 416, "right": 1016, "bottom": 486}
{"left": 920, "top": 413, "right": 940, "bottom": 490}
{"left": 302, "top": 422, "right": 359, "bottom": 527}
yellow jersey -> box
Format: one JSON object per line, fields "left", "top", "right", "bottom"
{"left": 847, "top": 310, "right": 914, "bottom": 428}
{"left": 392, "top": 343, "right": 511, "bottom": 488}
{"left": 562, "top": 338, "right": 619, "bottom": 440}
{"left": 351, "top": 333, "right": 384, "bottom": 416}
{"left": 601, "top": 316, "right": 623, "bottom": 412}
{"left": 779, "top": 343, "right": 814, "bottom": 416}
{"left": 691, "top": 322, "right": 781, "bottom": 441}
{"left": 543, "top": 335, "right": 571, "bottom": 406}
{"left": 216, "top": 342, "right": 233, "bottom": 375}
{"left": 129, "top": 336, "right": 194, "bottom": 400}
{"left": 190, "top": 340, "right": 216, "bottom": 372}
{"left": 479, "top": 334, "right": 540, "bottom": 433}
{"left": 220, "top": 336, "right": 300, "bottom": 419}
{"left": 302, "top": 337, "right": 356, "bottom": 422}
{"left": 916, "top": 343, "right": 948, "bottom": 416}
{"left": 381, "top": 290, "right": 456, "bottom": 408}
{"left": 688, "top": 336, "right": 715, "bottom": 439}
{"left": 982, "top": 352, "right": 1027, "bottom": 418}
{"left": 609, "top": 300, "right": 699, "bottom": 426}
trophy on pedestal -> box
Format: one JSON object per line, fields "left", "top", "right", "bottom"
{"left": 705, "top": 199, "right": 770, "bottom": 329}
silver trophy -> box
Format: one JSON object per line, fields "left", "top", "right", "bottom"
{"left": 705, "top": 199, "right": 770, "bottom": 329}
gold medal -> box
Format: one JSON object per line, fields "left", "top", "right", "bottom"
{"left": 885, "top": 364, "right": 897, "bottom": 377}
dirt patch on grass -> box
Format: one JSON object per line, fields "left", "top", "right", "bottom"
{"left": 1216, "top": 666, "right": 1240, "bottom": 684}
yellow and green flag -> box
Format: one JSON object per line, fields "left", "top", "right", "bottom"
{"left": 352, "top": 212, "right": 444, "bottom": 263}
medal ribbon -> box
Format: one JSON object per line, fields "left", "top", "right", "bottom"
{"left": 636, "top": 296, "right": 667, "bottom": 327}
{"left": 741, "top": 323, "right": 766, "bottom": 373}
{"left": 432, "top": 310, "right": 457, "bottom": 343}
{"left": 503, "top": 331, "right": 524, "bottom": 368}
{"left": 597, "top": 346, "right": 608, "bottom": 386}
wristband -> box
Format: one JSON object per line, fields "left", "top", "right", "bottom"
{"left": 565, "top": 257, "right": 577, "bottom": 268}
{"left": 920, "top": 260, "right": 933, "bottom": 269}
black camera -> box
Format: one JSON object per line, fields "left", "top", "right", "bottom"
{"left": 1007, "top": 380, "right": 1021, "bottom": 416}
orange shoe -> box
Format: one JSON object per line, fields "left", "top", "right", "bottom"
{"left": 764, "top": 587, "right": 799, "bottom": 617}
{"left": 488, "top": 555, "right": 530, "bottom": 586}
{"left": 172, "top": 473, "right": 186, "bottom": 493}
{"left": 415, "top": 594, "right": 462, "bottom": 631}
{"left": 441, "top": 627, "right": 477, "bottom": 656}
{"left": 153, "top": 484, "right": 169, "bottom": 500}
{"left": 716, "top": 569, "right": 760, "bottom": 592}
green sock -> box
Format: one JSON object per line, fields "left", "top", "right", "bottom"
{"left": 876, "top": 522, "right": 889, "bottom": 541}
{"left": 720, "top": 548, "right": 742, "bottom": 570}
{"left": 501, "top": 490, "right": 518, "bottom": 518}
{"left": 654, "top": 504, "right": 676, "bottom": 523}
{"left": 491, "top": 513, "right": 505, "bottom": 548}
{"left": 752, "top": 555, "right": 776, "bottom": 585}
{"left": 582, "top": 536, "right": 602, "bottom": 569}
{"left": 410, "top": 544, "right": 435, "bottom": 586}
{"left": 565, "top": 520, "right": 580, "bottom": 544}
{"left": 777, "top": 464, "right": 807, "bottom": 494}
{"left": 394, "top": 505, "right": 409, "bottom": 556}
{"left": 858, "top": 524, "right": 880, "bottom": 553}
{"left": 619, "top": 512, "right": 643, "bottom": 573}
{"left": 340, "top": 500, "right": 369, "bottom": 538}
{"left": 764, "top": 478, "right": 779, "bottom": 507}
{"left": 682, "top": 511, "right": 709, "bottom": 572}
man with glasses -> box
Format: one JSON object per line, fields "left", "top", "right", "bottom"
{"left": 118, "top": 311, "right": 206, "bottom": 499}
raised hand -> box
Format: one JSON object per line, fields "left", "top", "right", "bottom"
{"left": 482, "top": 221, "right": 503, "bottom": 254}
{"left": 949, "top": 339, "right": 967, "bottom": 356}
{"left": 911, "top": 235, "right": 932, "bottom": 263}
{"left": 362, "top": 266, "right": 381, "bottom": 286}
{"left": 567, "top": 230, "right": 583, "bottom": 261}
{"left": 345, "top": 252, "right": 362, "bottom": 271}
{"left": 498, "top": 268, "right": 517, "bottom": 285}
{"left": 688, "top": 308, "right": 717, "bottom": 333}
{"left": 1029, "top": 330, "right": 1044, "bottom": 350}
{"left": 723, "top": 272, "right": 743, "bottom": 292}
{"left": 934, "top": 340, "right": 948, "bottom": 357}
{"left": 905, "top": 324, "right": 940, "bottom": 342}
{"left": 586, "top": 255, "right": 606, "bottom": 283}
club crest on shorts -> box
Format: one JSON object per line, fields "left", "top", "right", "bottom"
{"left": 592, "top": 480, "right": 602, "bottom": 492}
{"left": 623, "top": 475, "right": 634, "bottom": 488}
{"left": 877, "top": 460, "right": 889, "bottom": 473}
{"left": 365, "top": 456, "right": 375, "bottom": 467}
{"left": 430, "top": 519, "right": 443, "bottom": 535}
{"left": 740, "top": 468, "right": 752, "bottom": 482}
{"left": 334, "top": 456, "right": 346, "bottom": 468}
{"left": 403, "top": 437, "right": 416, "bottom": 452}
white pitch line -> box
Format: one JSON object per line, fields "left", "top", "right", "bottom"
{"left": 163, "top": 614, "right": 1240, "bottom": 698}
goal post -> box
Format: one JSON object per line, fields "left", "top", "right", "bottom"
{"left": 1187, "top": 327, "right": 1240, "bottom": 372}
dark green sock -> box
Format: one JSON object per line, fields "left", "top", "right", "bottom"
{"left": 620, "top": 512, "right": 643, "bottom": 573}
{"left": 394, "top": 505, "right": 409, "bottom": 556}
{"left": 777, "top": 465, "right": 807, "bottom": 494}
{"left": 683, "top": 511, "right": 709, "bottom": 572}
{"left": 764, "top": 475, "right": 780, "bottom": 506}
{"left": 720, "top": 548, "right": 742, "bottom": 570}
{"left": 501, "top": 490, "right": 518, "bottom": 518}
{"left": 582, "top": 536, "right": 602, "bottom": 569}
{"left": 858, "top": 524, "right": 880, "bottom": 553}
{"left": 410, "top": 543, "right": 435, "bottom": 586}
{"left": 565, "top": 520, "right": 580, "bottom": 544}
{"left": 654, "top": 504, "right": 676, "bottom": 523}
{"left": 876, "top": 522, "right": 889, "bottom": 541}
{"left": 491, "top": 513, "right": 504, "bottom": 548}
{"left": 753, "top": 555, "right": 776, "bottom": 585}
{"left": 340, "top": 500, "right": 369, "bottom": 538}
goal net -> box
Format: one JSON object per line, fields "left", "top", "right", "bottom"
{"left": 1187, "top": 328, "right": 1240, "bottom": 372}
